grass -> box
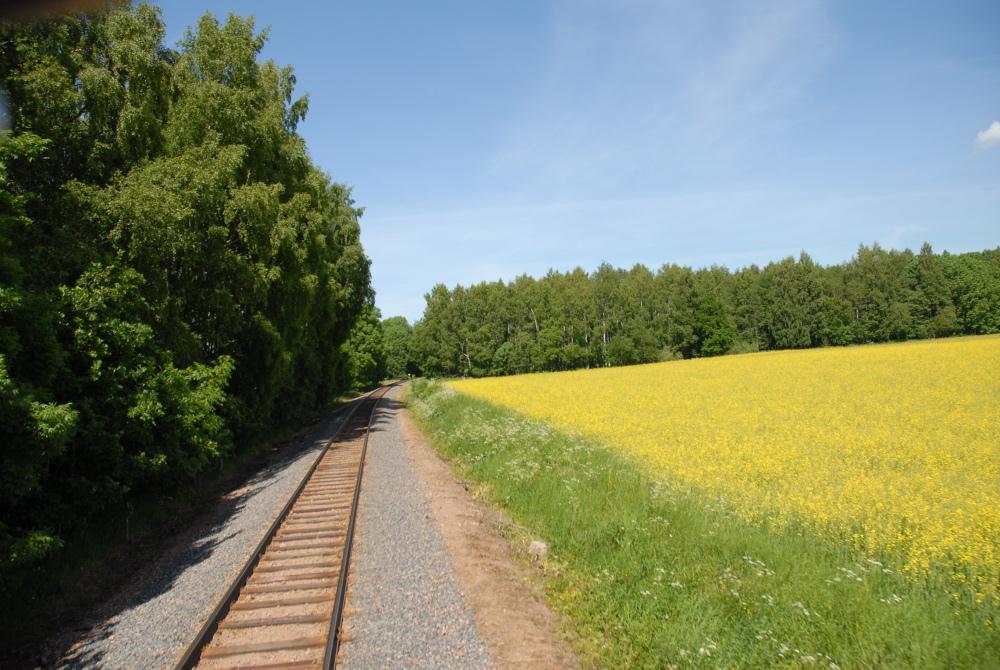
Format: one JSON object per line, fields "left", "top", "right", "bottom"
{"left": 408, "top": 380, "right": 998, "bottom": 669}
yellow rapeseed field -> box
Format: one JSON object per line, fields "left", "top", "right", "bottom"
{"left": 448, "top": 336, "right": 1000, "bottom": 601}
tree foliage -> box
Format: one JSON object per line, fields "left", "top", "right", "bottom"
{"left": 0, "top": 4, "right": 371, "bottom": 579}
{"left": 341, "top": 303, "right": 386, "bottom": 389}
{"left": 411, "top": 245, "right": 1000, "bottom": 377}
{"left": 381, "top": 315, "right": 417, "bottom": 378}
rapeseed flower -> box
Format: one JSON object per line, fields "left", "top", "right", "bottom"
{"left": 449, "top": 335, "right": 1000, "bottom": 602}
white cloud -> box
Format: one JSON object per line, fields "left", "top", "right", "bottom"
{"left": 486, "top": 0, "right": 838, "bottom": 200}
{"left": 975, "top": 121, "right": 1000, "bottom": 149}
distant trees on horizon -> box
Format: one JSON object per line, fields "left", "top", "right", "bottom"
{"left": 392, "top": 243, "right": 1000, "bottom": 378}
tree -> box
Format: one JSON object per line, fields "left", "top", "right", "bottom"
{"left": 694, "top": 291, "right": 737, "bottom": 357}
{"left": 908, "top": 243, "right": 957, "bottom": 337}
{"left": 943, "top": 249, "right": 1000, "bottom": 335}
{"left": 662, "top": 265, "right": 699, "bottom": 359}
{"left": 759, "top": 254, "right": 821, "bottom": 349}
{"left": 407, "top": 244, "right": 999, "bottom": 377}
{"left": 413, "top": 284, "right": 460, "bottom": 376}
{"left": 845, "top": 244, "right": 915, "bottom": 342}
{"left": 342, "top": 304, "right": 386, "bottom": 389}
{"left": 0, "top": 3, "right": 373, "bottom": 587}
{"left": 382, "top": 316, "right": 416, "bottom": 378}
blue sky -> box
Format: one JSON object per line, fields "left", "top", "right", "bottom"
{"left": 159, "top": 0, "right": 1000, "bottom": 322}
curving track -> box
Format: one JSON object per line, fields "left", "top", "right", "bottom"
{"left": 173, "top": 384, "right": 394, "bottom": 670}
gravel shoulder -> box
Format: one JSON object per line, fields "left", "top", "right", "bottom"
{"left": 39, "top": 399, "right": 362, "bottom": 670}
{"left": 338, "top": 388, "right": 492, "bottom": 669}
{"left": 340, "top": 385, "right": 578, "bottom": 670}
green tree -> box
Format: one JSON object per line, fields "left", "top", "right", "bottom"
{"left": 382, "top": 316, "right": 416, "bottom": 378}
{"left": 408, "top": 244, "right": 998, "bottom": 376}
{"left": 759, "top": 254, "right": 822, "bottom": 349}
{"left": 951, "top": 250, "right": 1000, "bottom": 334}
{"left": 342, "top": 304, "right": 386, "bottom": 389}
{"left": 694, "top": 291, "right": 737, "bottom": 357}
{"left": 845, "top": 244, "right": 915, "bottom": 342}
{"left": 0, "top": 3, "right": 373, "bottom": 587}
{"left": 908, "top": 243, "right": 957, "bottom": 337}
{"left": 662, "top": 265, "right": 699, "bottom": 359}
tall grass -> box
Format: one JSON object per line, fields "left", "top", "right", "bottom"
{"left": 408, "top": 380, "right": 998, "bottom": 669}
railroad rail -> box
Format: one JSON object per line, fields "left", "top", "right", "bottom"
{"left": 174, "top": 384, "right": 395, "bottom": 670}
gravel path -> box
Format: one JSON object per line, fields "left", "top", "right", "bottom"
{"left": 339, "top": 386, "right": 493, "bottom": 670}
{"left": 52, "top": 401, "right": 361, "bottom": 669}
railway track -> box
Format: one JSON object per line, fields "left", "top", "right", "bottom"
{"left": 174, "top": 384, "right": 394, "bottom": 670}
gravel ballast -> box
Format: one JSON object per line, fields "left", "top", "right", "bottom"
{"left": 52, "top": 401, "right": 361, "bottom": 669}
{"left": 339, "top": 386, "right": 493, "bottom": 669}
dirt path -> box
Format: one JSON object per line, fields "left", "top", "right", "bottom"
{"left": 389, "top": 385, "right": 578, "bottom": 668}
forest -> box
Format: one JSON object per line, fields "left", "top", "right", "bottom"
{"left": 0, "top": 4, "right": 376, "bottom": 584}
{"left": 390, "top": 244, "right": 1000, "bottom": 378}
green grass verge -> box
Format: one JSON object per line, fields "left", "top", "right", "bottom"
{"left": 407, "top": 380, "right": 998, "bottom": 669}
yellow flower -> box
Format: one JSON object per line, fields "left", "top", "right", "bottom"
{"left": 450, "top": 335, "right": 1000, "bottom": 602}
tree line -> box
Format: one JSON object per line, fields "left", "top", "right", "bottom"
{"left": 0, "top": 4, "right": 374, "bottom": 583}
{"left": 387, "top": 244, "right": 1000, "bottom": 378}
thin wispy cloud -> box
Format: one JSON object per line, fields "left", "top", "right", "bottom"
{"left": 681, "top": 0, "right": 837, "bottom": 147}
{"left": 975, "top": 121, "right": 1000, "bottom": 149}
{"left": 488, "top": 0, "right": 838, "bottom": 197}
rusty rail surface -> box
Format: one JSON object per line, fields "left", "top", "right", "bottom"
{"left": 174, "top": 384, "right": 395, "bottom": 670}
